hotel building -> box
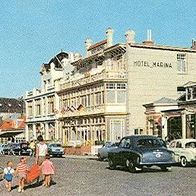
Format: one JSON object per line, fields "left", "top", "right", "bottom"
{"left": 25, "top": 28, "right": 196, "bottom": 145}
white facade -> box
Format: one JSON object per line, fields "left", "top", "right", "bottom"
{"left": 24, "top": 28, "right": 196, "bottom": 144}
{"left": 126, "top": 41, "right": 196, "bottom": 135}
{"left": 25, "top": 52, "right": 76, "bottom": 142}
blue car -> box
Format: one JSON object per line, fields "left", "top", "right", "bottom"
{"left": 108, "top": 135, "right": 176, "bottom": 173}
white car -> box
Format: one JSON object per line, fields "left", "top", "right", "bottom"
{"left": 169, "top": 139, "right": 196, "bottom": 167}
{"left": 97, "top": 142, "right": 119, "bottom": 161}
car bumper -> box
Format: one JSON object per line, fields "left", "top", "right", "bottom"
{"left": 138, "top": 161, "right": 176, "bottom": 166}
{"left": 50, "top": 151, "right": 64, "bottom": 155}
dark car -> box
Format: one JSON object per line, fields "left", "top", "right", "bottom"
{"left": 108, "top": 135, "right": 176, "bottom": 173}
{"left": 11, "top": 143, "right": 32, "bottom": 156}
{"left": 2, "top": 144, "right": 12, "bottom": 155}
{"left": 48, "top": 143, "right": 64, "bottom": 157}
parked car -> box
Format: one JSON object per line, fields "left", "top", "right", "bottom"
{"left": 97, "top": 142, "right": 119, "bottom": 160}
{"left": 108, "top": 135, "right": 176, "bottom": 173}
{"left": 2, "top": 144, "right": 12, "bottom": 155}
{"left": 0, "top": 144, "right": 5, "bottom": 154}
{"left": 11, "top": 142, "right": 32, "bottom": 156}
{"left": 48, "top": 143, "right": 64, "bottom": 157}
{"left": 168, "top": 139, "right": 196, "bottom": 167}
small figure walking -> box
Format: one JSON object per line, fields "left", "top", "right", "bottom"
{"left": 3, "top": 161, "right": 15, "bottom": 192}
{"left": 41, "top": 154, "right": 55, "bottom": 187}
{"left": 16, "top": 157, "right": 29, "bottom": 193}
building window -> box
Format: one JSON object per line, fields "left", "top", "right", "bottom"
{"left": 106, "top": 83, "right": 115, "bottom": 89}
{"left": 117, "top": 83, "right": 126, "bottom": 89}
{"left": 177, "top": 53, "right": 186, "bottom": 73}
{"left": 117, "top": 91, "right": 126, "bottom": 103}
{"left": 192, "top": 87, "right": 196, "bottom": 100}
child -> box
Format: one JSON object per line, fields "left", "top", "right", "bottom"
{"left": 41, "top": 154, "right": 55, "bottom": 187}
{"left": 16, "top": 157, "right": 29, "bottom": 193}
{"left": 3, "top": 161, "right": 15, "bottom": 192}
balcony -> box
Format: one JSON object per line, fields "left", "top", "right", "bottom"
{"left": 60, "top": 71, "right": 127, "bottom": 90}
{"left": 57, "top": 105, "right": 105, "bottom": 118}
{"left": 25, "top": 85, "right": 55, "bottom": 99}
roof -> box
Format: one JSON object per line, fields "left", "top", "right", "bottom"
{"left": 88, "top": 39, "right": 107, "bottom": 50}
{"left": 153, "top": 97, "right": 177, "bottom": 104}
{"left": 0, "top": 98, "right": 24, "bottom": 113}
{"left": 143, "top": 97, "right": 177, "bottom": 108}
{"left": 129, "top": 43, "right": 196, "bottom": 53}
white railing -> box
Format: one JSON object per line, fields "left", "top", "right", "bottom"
{"left": 60, "top": 71, "right": 127, "bottom": 90}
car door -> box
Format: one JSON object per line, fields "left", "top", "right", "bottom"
{"left": 118, "top": 138, "right": 133, "bottom": 166}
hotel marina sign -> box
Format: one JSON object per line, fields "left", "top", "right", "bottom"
{"left": 133, "top": 61, "right": 172, "bottom": 68}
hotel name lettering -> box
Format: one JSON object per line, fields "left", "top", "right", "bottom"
{"left": 133, "top": 61, "right": 172, "bottom": 68}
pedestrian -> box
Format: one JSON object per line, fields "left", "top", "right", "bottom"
{"left": 3, "top": 161, "right": 15, "bottom": 192}
{"left": 41, "top": 154, "right": 55, "bottom": 187}
{"left": 29, "top": 140, "right": 36, "bottom": 156}
{"left": 35, "top": 135, "right": 48, "bottom": 185}
{"left": 35, "top": 135, "right": 48, "bottom": 166}
{"left": 16, "top": 157, "right": 29, "bottom": 193}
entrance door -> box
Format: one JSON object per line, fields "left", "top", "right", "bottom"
{"left": 167, "top": 116, "right": 182, "bottom": 141}
{"left": 110, "top": 119, "right": 124, "bottom": 142}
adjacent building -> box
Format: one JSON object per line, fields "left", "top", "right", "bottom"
{"left": 0, "top": 97, "right": 25, "bottom": 143}
{"left": 24, "top": 52, "right": 76, "bottom": 142}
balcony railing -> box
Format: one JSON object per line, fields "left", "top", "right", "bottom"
{"left": 60, "top": 71, "right": 127, "bottom": 90}
{"left": 57, "top": 105, "right": 105, "bottom": 118}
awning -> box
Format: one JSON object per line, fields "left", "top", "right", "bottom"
{"left": 0, "top": 129, "right": 24, "bottom": 138}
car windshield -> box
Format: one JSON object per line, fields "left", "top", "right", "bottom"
{"left": 50, "top": 144, "right": 62, "bottom": 147}
{"left": 185, "top": 142, "right": 196, "bottom": 148}
{"left": 136, "top": 138, "right": 164, "bottom": 148}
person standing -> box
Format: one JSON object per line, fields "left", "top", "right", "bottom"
{"left": 35, "top": 135, "right": 48, "bottom": 166}
{"left": 41, "top": 154, "right": 55, "bottom": 187}
{"left": 3, "top": 161, "right": 15, "bottom": 192}
{"left": 29, "top": 140, "right": 36, "bottom": 157}
{"left": 16, "top": 157, "right": 29, "bottom": 193}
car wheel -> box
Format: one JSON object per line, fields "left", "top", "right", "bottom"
{"left": 97, "top": 153, "right": 104, "bottom": 161}
{"left": 108, "top": 158, "right": 116, "bottom": 170}
{"left": 180, "top": 157, "right": 188, "bottom": 167}
{"left": 126, "top": 159, "right": 136, "bottom": 173}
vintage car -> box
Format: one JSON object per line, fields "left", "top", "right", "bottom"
{"left": 108, "top": 135, "right": 176, "bottom": 172}
{"left": 97, "top": 142, "right": 119, "bottom": 160}
{"left": 168, "top": 139, "right": 196, "bottom": 167}
{"left": 11, "top": 143, "right": 32, "bottom": 156}
{"left": 48, "top": 143, "right": 64, "bottom": 157}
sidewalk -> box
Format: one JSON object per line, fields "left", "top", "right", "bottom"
{"left": 63, "top": 154, "right": 98, "bottom": 160}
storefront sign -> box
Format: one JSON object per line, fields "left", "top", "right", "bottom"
{"left": 133, "top": 61, "right": 172, "bottom": 68}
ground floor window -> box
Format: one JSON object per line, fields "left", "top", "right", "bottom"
{"left": 167, "top": 116, "right": 182, "bottom": 141}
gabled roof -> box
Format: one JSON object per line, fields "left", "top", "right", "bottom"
{"left": 88, "top": 39, "right": 107, "bottom": 50}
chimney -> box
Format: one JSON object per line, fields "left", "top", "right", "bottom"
{"left": 85, "top": 38, "right": 93, "bottom": 56}
{"left": 125, "top": 29, "right": 135, "bottom": 43}
{"left": 142, "top": 29, "right": 154, "bottom": 45}
{"left": 191, "top": 39, "right": 196, "bottom": 49}
{"left": 106, "top": 27, "right": 114, "bottom": 47}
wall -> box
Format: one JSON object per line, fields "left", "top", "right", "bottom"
{"left": 126, "top": 45, "right": 196, "bottom": 135}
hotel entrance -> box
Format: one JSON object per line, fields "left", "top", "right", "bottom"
{"left": 167, "top": 116, "right": 182, "bottom": 141}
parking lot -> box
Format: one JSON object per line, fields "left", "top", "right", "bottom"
{"left": 0, "top": 155, "right": 196, "bottom": 196}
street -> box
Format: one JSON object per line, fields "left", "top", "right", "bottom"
{"left": 0, "top": 155, "right": 196, "bottom": 196}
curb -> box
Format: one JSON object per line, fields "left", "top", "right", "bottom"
{"left": 63, "top": 154, "right": 98, "bottom": 160}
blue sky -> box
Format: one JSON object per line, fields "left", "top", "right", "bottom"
{"left": 0, "top": 0, "right": 195, "bottom": 98}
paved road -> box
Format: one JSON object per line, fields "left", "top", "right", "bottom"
{"left": 0, "top": 155, "right": 196, "bottom": 196}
